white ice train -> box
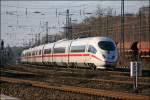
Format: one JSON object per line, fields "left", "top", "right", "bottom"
{"left": 21, "top": 37, "right": 118, "bottom": 69}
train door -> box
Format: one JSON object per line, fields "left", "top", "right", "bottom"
{"left": 82, "top": 44, "right": 89, "bottom": 68}
{"left": 41, "top": 45, "right": 45, "bottom": 64}
{"left": 67, "top": 41, "right": 73, "bottom": 67}
{"left": 87, "top": 45, "right": 98, "bottom": 64}
{"left": 52, "top": 43, "right": 56, "bottom": 66}
{"left": 85, "top": 44, "right": 90, "bottom": 65}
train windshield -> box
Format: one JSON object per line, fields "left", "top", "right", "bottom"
{"left": 98, "top": 41, "right": 115, "bottom": 51}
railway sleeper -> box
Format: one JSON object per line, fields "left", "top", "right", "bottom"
{"left": 2, "top": 77, "right": 149, "bottom": 100}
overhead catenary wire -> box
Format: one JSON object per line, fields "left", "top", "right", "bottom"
{"left": 1, "top": 4, "right": 86, "bottom": 10}
{"left": 1, "top": 1, "right": 149, "bottom": 47}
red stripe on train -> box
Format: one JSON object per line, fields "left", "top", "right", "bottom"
{"left": 21, "top": 53, "right": 113, "bottom": 63}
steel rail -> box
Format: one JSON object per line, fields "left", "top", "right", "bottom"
{"left": 1, "top": 67, "right": 150, "bottom": 86}
{"left": 1, "top": 76, "right": 149, "bottom": 100}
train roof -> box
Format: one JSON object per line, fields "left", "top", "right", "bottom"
{"left": 31, "top": 44, "right": 44, "bottom": 51}
{"left": 55, "top": 40, "right": 71, "bottom": 48}
{"left": 75, "top": 37, "right": 114, "bottom": 41}
{"left": 71, "top": 37, "right": 114, "bottom": 45}
{"left": 22, "top": 45, "right": 44, "bottom": 54}
{"left": 43, "top": 43, "right": 53, "bottom": 49}
{"left": 22, "top": 37, "right": 115, "bottom": 53}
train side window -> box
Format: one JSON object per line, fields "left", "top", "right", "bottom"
{"left": 88, "top": 45, "right": 97, "bottom": 54}
{"left": 36, "top": 51, "right": 38, "bottom": 55}
{"left": 39, "top": 50, "right": 41, "bottom": 55}
{"left": 44, "top": 49, "right": 51, "bottom": 54}
{"left": 71, "top": 45, "right": 85, "bottom": 52}
{"left": 49, "top": 49, "right": 51, "bottom": 53}
{"left": 33, "top": 52, "right": 35, "bottom": 56}
{"left": 54, "top": 47, "right": 65, "bottom": 53}
{"left": 40, "top": 50, "right": 42, "bottom": 55}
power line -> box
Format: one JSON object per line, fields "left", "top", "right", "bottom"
{"left": 1, "top": 4, "right": 86, "bottom": 10}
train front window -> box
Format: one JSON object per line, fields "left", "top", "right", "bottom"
{"left": 98, "top": 41, "right": 115, "bottom": 51}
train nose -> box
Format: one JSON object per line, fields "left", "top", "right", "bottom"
{"left": 112, "top": 55, "right": 115, "bottom": 59}
{"left": 102, "top": 52, "right": 116, "bottom": 61}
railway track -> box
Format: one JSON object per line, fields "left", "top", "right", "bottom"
{"left": 1, "top": 65, "right": 150, "bottom": 87}
{"left": 19, "top": 64, "right": 150, "bottom": 77}
{"left": 1, "top": 69, "right": 150, "bottom": 86}
{"left": 1, "top": 65, "right": 150, "bottom": 93}
{"left": 1, "top": 64, "right": 131, "bottom": 77}
{"left": 1, "top": 64, "right": 150, "bottom": 99}
{"left": 1, "top": 76, "right": 149, "bottom": 100}
{"left": 2, "top": 65, "right": 150, "bottom": 82}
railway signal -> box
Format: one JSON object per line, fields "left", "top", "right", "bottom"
{"left": 130, "top": 61, "right": 142, "bottom": 93}
{"left": 0, "top": 40, "right": 4, "bottom": 66}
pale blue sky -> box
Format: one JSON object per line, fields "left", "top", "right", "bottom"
{"left": 1, "top": 1, "right": 149, "bottom": 47}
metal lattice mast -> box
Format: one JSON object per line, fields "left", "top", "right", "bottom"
{"left": 149, "top": 1, "right": 150, "bottom": 55}
{"left": 65, "top": 9, "right": 70, "bottom": 39}
{"left": 120, "top": 0, "right": 125, "bottom": 65}
{"left": 139, "top": 8, "right": 142, "bottom": 60}
{"left": 45, "top": 22, "right": 48, "bottom": 43}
